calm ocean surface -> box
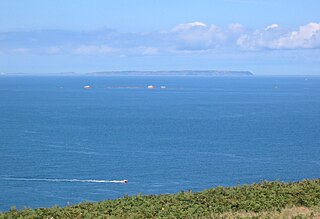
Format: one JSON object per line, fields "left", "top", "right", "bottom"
{"left": 0, "top": 76, "right": 319, "bottom": 211}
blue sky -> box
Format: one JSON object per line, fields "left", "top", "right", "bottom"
{"left": 0, "top": 0, "right": 320, "bottom": 75}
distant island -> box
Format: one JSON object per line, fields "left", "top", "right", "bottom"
{"left": 88, "top": 70, "right": 253, "bottom": 76}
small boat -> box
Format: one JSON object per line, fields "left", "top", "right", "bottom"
{"left": 83, "top": 85, "right": 92, "bottom": 89}
{"left": 147, "top": 85, "right": 155, "bottom": 89}
{"left": 160, "top": 86, "right": 166, "bottom": 89}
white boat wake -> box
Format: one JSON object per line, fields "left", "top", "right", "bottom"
{"left": 0, "top": 177, "right": 128, "bottom": 184}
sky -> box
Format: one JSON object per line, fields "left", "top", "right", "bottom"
{"left": 0, "top": 0, "right": 320, "bottom": 75}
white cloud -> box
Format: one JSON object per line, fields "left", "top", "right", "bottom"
{"left": 273, "top": 22, "right": 320, "bottom": 49}
{"left": 135, "top": 47, "right": 158, "bottom": 55}
{"left": 171, "top": 21, "right": 207, "bottom": 32}
{"left": 167, "top": 22, "right": 226, "bottom": 51}
{"left": 72, "top": 45, "right": 118, "bottom": 55}
{"left": 237, "top": 22, "right": 320, "bottom": 49}
{"left": 228, "top": 23, "right": 245, "bottom": 33}
{"left": 265, "top": 24, "right": 279, "bottom": 31}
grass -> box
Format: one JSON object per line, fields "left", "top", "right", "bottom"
{"left": 1, "top": 179, "right": 320, "bottom": 218}
{"left": 212, "top": 206, "right": 320, "bottom": 218}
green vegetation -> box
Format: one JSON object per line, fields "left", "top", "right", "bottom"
{"left": 1, "top": 179, "right": 320, "bottom": 218}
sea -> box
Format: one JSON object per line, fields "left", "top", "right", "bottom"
{"left": 0, "top": 75, "right": 319, "bottom": 211}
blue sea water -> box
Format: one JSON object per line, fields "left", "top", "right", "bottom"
{"left": 0, "top": 76, "right": 320, "bottom": 211}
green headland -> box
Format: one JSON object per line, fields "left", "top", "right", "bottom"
{"left": 1, "top": 179, "right": 320, "bottom": 218}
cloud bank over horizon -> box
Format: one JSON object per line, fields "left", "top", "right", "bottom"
{"left": 1, "top": 22, "right": 320, "bottom": 57}
{"left": 1, "top": 21, "right": 320, "bottom": 75}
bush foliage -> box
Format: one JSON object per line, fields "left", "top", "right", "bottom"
{"left": 1, "top": 179, "right": 320, "bottom": 218}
